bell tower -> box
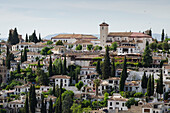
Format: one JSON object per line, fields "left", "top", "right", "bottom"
{"left": 100, "top": 22, "right": 109, "bottom": 47}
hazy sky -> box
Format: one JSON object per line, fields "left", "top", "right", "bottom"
{"left": 0, "top": 0, "right": 170, "bottom": 39}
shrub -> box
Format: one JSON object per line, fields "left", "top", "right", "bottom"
{"left": 134, "top": 92, "right": 143, "bottom": 98}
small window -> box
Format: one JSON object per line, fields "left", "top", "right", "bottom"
{"left": 116, "top": 102, "right": 119, "bottom": 105}
{"left": 110, "top": 102, "right": 112, "bottom": 106}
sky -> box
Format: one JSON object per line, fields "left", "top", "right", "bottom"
{"left": 0, "top": 0, "right": 170, "bottom": 39}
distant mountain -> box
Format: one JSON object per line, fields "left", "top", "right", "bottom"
{"left": 43, "top": 33, "right": 100, "bottom": 40}
{"left": 0, "top": 38, "right": 7, "bottom": 41}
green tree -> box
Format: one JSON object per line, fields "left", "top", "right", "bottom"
{"left": 159, "top": 70, "right": 163, "bottom": 97}
{"left": 83, "top": 107, "right": 92, "bottom": 113}
{"left": 75, "top": 81, "right": 84, "bottom": 91}
{"left": 111, "top": 58, "right": 116, "bottom": 77}
{"left": 76, "top": 45, "right": 82, "bottom": 50}
{"left": 47, "top": 41, "right": 53, "bottom": 45}
{"left": 142, "top": 41, "right": 152, "bottom": 67}
{"left": 151, "top": 74, "right": 154, "bottom": 96}
{"left": 39, "top": 33, "right": 42, "bottom": 42}
{"left": 7, "top": 30, "right": 13, "bottom": 45}
{"left": 96, "top": 60, "right": 101, "bottom": 75}
{"left": 110, "top": 42, "right": 117, "bottom": 51}
{"left": 102, "top": 45, "right": 111, "bottom": 79}
{"left": 94, "top": 45, "right": 102, "bottom": 51}
{"left": 63, "top": 56, "right": 67, "bottom": 75}
{"left": 161, "top": 29, "right": 165, "bottom": 42}
{"left": 94, "top": 79, "right": 100, "bottom": 97}
{"left": 23, "top": 47, "right": 27, "bottom": 61}
{"left": 29, "top": 85, "right": 37, "bottom": 113}
{"left": 149, "top": 42, "right": 157, "bottom": 51}
{"left": 29, "top": 30, "right": 38, "bottom": 43}
{"left": 48, "top": 56, "right": 53, "bottom": 76}
{"left": 48, "top": 99, "right": 53, "bottom": 113}
{"left": 25, "top": 34, "right": 29, "bottom": 42}
{"left": 162, "top": 42, "right": 169, "bottom": 51}
{"left": 36, "top": 68, "right": 49, "bottom": 86}
{"left": 62, "top": 94, "right": 73, "bottom": 113}
{"left": 58, "top": 58, "right": 63, "bottom": 75}
{"left": 24, "top": 95, "right": 29, "bottom": 113}
{"left": 41, "top": 94, "right": 45, "bottom": 113}
{"left": 141, "top": 72, "right": 148, "bottom": 93}
{"left": 87, "top": 44, "right": 93, "bottom": 51}
{"left": 119, "top": 56, "right": 127, "bottom": 91}
{"left": 157, "top": 43, "right": 163, "bottom": 50}
{"left": 40, "top": 47, "right": 51, "bottom": 55}
{"left": 17, "top": 63, "right": 21, "bottom": 73}
{"left": 56, "top": 40, "right": 63, "bottom": 45}
{"left": 71, "top": 103, "right": 82, "bottom": 113}
{"left": 147, "top": 75, "right": 152, "bottom": 97}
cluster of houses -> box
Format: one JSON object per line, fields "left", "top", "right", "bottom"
{"left": 0, "top": 22, "right": 169, "bottom": 113}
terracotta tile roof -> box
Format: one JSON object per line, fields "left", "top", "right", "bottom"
{"left": 50, "top": 75, "right": 70, "bottom": 79}
{"left": 107, "top": 77, "right": 120, "bottom": 80}
{"left": 74, "top": 40, "right": 92, "bottom": 44}
{"left": 118, "top": 46, "right": 135, "bottom": 48}
{"left": 108, "top": 96, "right": 128, "bottom": 101}
{"left": 164, "top": 66, "right": 170, "bottom": 69}
{"left": 108, "top": 32, "right": 132, "bottom": 37}
{"left": 142, "top": 103, "right": 153, "bottom": 108}
{"left": 52, "top": 34, "right": 97, "bottom": 39}
{"left": 27, "top": 52, "right": 41, "bottom": 56}
{"left": 129, "top": 32, "right": 152, "bottom": 38}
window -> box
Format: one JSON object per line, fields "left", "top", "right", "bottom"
{"left": 110, "top": 102, "right": 112, "bottom": 106}
{"left": 65, "top": 80, "right": 66, "bottom": 83}
{"left": 116, "top": 102, "right": 119, "bottom": 105}
{"left": 122, "top": 103, "right": 124, "bottom": 106}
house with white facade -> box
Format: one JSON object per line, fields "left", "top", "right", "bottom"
{"left": 50, "top": 75, "right": 70, "bottom": 87}
{"left": 107, "top": 94, "right": 128, "bottom": 111}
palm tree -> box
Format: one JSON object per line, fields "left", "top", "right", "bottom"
{"left": 94, "top": 79, "right": 101, "bottom": 97}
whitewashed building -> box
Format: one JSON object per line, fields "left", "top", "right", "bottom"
{"left": 50, "top": 75, "right": 70, "bottom": 87}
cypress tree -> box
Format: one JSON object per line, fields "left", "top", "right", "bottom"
{"left": 38, "top": 60, "right": 41, "bottom": 68}
{"left": 161, "top": 29, "right": 165, "bottom": 42}
{"left": 6, "top": 46, "right": 10, "bottom": 57}
{"left": 96, "top": 60, "right": 101, "bottom": 75}
{"left": 111, "top": 58, "right": 116, "bottom": 77}
{"left": 142, "top": 41, "right": 152, "bottom": 67}
{"left": 48, "top": 56, "right": 53, "bottom": 76}
{"left": 58, "top": 58, "right": 63, "bottom": 75}
{"left": 55, "top": 102, "right": 59, "bottom": 113}
{"left": 151, "top": 74, "right": 154, "bottom": 96}
{"left": 48, "top": 99, "right": 53, "bottom": 113}
{"left": 119, "top": 56, "right": 127, "bottom": 91}
{"left": 102, "top": 45, "right": 111, "bottom": 79}
{"left": 13, "top": 28, "right": 19, "bottom": 45}
{"left": 141, "top": 72, "right": 147, "bottom": 89}
{"left": 156, "top": 79, "right": 160, "bottom": 98}
{"left": 6, "top": 56, "right": 11, "bottom": 69}
{"left": 41, "top": 94, "right": 44, "bottom": 113}
{"left": 63, "top": 56, "right": 67, "bottom": 75}
{"left": 7, "top": 30, "right": 13, "bottom": 44}
{"left": 25, "top": 34, "right": 29, "bottom": 42}
{"left": 23, "top": 47, "right": 27, "bottom": 61}
{"left": 147, "top": 75, "right": 152, "bottom": 97}
{"left": 44, "top": 100, "right": 47, "bottom": 113}
{"left": 59, "top": 81, "right": 62, "bottom": 113}
{"left": 39, "top": 33, "right": 42, "bottom": 42}
{"left": 30, "top": 85, "right": 37, "bottom": 113}
{"left": 159, "top": 70, "right": 163, "bottom": 97}
{"left": 24, "top": 95, "right": 29, "bottom": 113}
{"left": 53, "top": 83, "right": 55, "bottom": 95}
{"left": 17, "top": 63, "right": 21, "bottom": 73}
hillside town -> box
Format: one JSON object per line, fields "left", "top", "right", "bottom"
{"left": 0, "top": 22, "right": 170, "bottom": 113}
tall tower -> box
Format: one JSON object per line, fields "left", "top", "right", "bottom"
{"left": 100, "top": 22, "right": 109, "bottom": 47}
